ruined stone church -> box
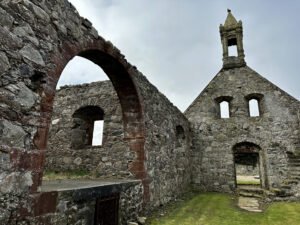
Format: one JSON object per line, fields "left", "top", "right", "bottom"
{"left": 0, "top": 1, "right": 299, "bottom": 224}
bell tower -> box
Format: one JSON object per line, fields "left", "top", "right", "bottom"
{"left": 219, "top": 9, "right": 246, "bottom": 69}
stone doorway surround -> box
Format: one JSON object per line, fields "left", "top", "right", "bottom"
{"left": 233, "top": 142, "right": 267, "bottom": 189}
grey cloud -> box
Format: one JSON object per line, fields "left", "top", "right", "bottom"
{"left": 62, "top": 0, "right": 300, "bottom": 111}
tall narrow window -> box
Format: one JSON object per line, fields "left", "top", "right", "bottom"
{"left": 220, "top": 101, "right": 230, "bottom": 118}
{"left": 92, "top": 120, "right": 104, "bottom": 146}
{"left": 249, "top": 99, "right": 260, "bottom": 117}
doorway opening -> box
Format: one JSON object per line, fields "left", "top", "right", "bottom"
{"left": 233, "top": 142, "right": 264, "bottom": 188}
{"left": 234, "top": 152, "right": 261, "bottom": 186}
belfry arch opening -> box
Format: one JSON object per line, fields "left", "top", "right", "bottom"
{"left": 228, "top": 38, "right": 238, "bottom": 57}
{"left": 233, "top": 142, "right": 266, "bottom": 188}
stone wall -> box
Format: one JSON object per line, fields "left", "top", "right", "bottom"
{"left": 185, "top": 66, "right": 300, "bottom": 193}
{"left": 0, "top": 0, "right": 191, "bottom": 223}
{"left": 46, "top": 81, "right": 133, "bottom": 179}
{"left": 46, "top": 77, "right": 192, "bottom": 208}
{"left": 132, "top": 73, "right": 192, "bottom": 207}
{"left": 34, "top": 180, "right": 143, "bottom": 225}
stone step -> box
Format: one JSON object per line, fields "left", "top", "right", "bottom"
{"left": 289, "top": 167, "right": 300, "bottom": 171}
{"left": 239, "top": 191, "right": 263, "bottom": 198}
{"left": 289, "top": 175, "right": 300, "bottom": 180}
{"left": 289, "top": 171, "right": 300, "bottom": 176}
{"left": 264, "top": 190, "right": 276, "bottom": 197}
{"left": 274, "top": 192, "right": 294, "bottom": 199}
{"left": 238, "top": 186, "right": 264, "bottom": 195}
{"left": 284, "top": 179, "right": 299, "bottom": 185}
{"left": 237, "top": 196, "right": 263, "bottom": 212}
{"left": 280, "top": 185, "right": 292, "bottom": 190}
{"left": 287, "top": 154, "right": 300, "bottom": 159}
{"left": 287, "top": 153, "right": 300, "bottom": 158}
{"left": 289, "top": 162, "right": 300, "bottom": 165}
{"left": 288, "top": 161, "right": 300, "bottom": 165}
{"left": 274, "top": 188, "right": 293, "bottom": 197}
{"left": 289, "top": 158, "right": 300, "bottom": 162}
{"left": 289, "top": 168, "right": 300, "bottom": 172}
{"left": 289, "top": 163, "right": 300, "bottom": 167}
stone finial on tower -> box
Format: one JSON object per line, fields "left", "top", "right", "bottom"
{"left": 220, "top": 10, "right": 246, "bottom": 69}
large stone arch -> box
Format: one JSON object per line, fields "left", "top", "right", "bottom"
{"left": 34, "top": 34, "right": 149, "bottom": 203}
{"left": 35, "top": 40, "right": 147, "bottom": 180}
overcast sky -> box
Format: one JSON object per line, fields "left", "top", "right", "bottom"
{"left": 58, "top": 0, "right": 300, "bottom": 111}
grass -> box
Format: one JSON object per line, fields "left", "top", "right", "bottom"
{"left": 146, "top": 192, "right": 300, "bottom": 225}
{"left": 42, "top": 170, "right": 91, "bottom": 180}
{"left": 236, "top": 180, "right": 261, "bottom": 185}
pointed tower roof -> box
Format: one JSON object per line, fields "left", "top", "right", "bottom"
{"left": 224, "top": 9, "right": 238, "bottom": 28}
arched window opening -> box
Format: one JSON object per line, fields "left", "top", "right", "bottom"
{"left": 176, "top": 125, "right": 185, "bottom": 147}
{"left": 215, "top": 96, "right": 233, "bottom": 119}
{"left": 72, "top": 106, "right": 104, "bottom": 148}
{"left": 220, "top": 101, "right": 230, "bottom": 118}
{"left": 249, "top": 99, "right": 260, "bottom": 117}
{"left": 245, "top": 94, "right": 263, "bottom": 117}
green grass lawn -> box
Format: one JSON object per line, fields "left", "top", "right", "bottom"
{"left": 147, "top": 193, "right": 300, "bottom": 225}
{"left": 236, "top": 180, "right": 260, "bottom": 185}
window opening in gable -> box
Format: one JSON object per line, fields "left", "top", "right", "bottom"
{"left": 220, "top": 101, "right": 230, "bottom": 118}
{"left": 249, "top": 99, "right": 260, "bottom": 117}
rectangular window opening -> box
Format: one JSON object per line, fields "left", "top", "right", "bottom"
{"left": 220, "top": 101, "right": 230, "bottom": 118}
{"left": 92, "top": 120, "right": 104, "bottom": 146}
{"left": 249, "top": 99, "right": 260, "bottom": 117}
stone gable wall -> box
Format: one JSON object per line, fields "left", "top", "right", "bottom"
{"left": 185, "top": 66, "right": 300, "bottom": 193}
